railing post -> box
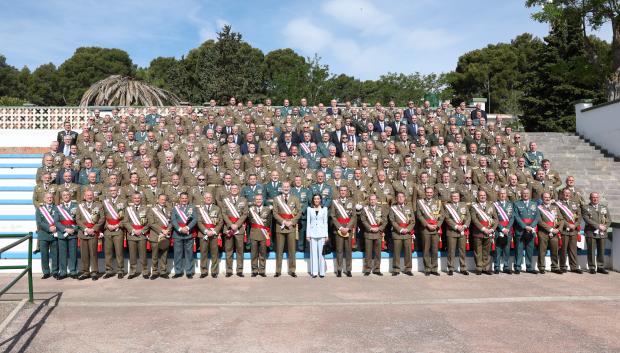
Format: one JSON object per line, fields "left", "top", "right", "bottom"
{"left": 27, "top": 232, "right": 33, "bottom": 303}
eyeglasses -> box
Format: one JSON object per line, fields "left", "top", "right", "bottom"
{"left": 198, "top": 179, "right": 205, "bottom": 181}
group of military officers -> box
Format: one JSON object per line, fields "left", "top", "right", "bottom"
{"left": 33, "top": 99, "right": 612, "bottom": 280}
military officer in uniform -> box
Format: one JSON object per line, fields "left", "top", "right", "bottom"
{"left": 248, "top": 194, "right": 272, "bottom": 277}
{"left": 123, "top": 192, "right": 150, "bottom": 279}
{"left": 310, "top": 171, "right": 333, "bottom": 207}
{"left": 272, "top": 181, "right": 302, "bottom": 277}
{"left": 76, "top": 190, "right": 103, "bottom": 280}
{"left": 556, "top": 188, "right": 583, "bottom": 273}
{"left": 389, "top": 192, "right": 415, "bottom": 276}
{"left": 221, "top": 185, "right": 248, "bottom": 277}
{"left": 263, "top": 171, "right": 282, "bottom": 207}
{"left": 513, "top": 189, "right": 540, "bottom": 274}
{"left": 416, "top": 187, "right": 444, "bottom": 276}
{"left": 493, "top": 189, "right": 515, "bottom": 274}
{"left": 360, "top": 194, "right": 387, "bottom": 275}
{"left": 330, "top": 186, "right": 357, "bottom": 277}
{"left": 171, "top": 192, "right": 197, "bottom": 278}
{"left": 196, "top": 193, "right": 223, "bottom": 278}
{"left": 470, "top": 190, "right": 499, "bottom": 275}
{"left": 291, "top": 176, "right": 310, "bottom": 252}
{"left": 102, "top": 186, "right": 125, "bottom": 279}
{"left": 36, "top": 193, "right": 59, "bottom": 279}
{"left": 536, "top": 192, "right": 565, "bottom": 274}
{"left": 443, "top": 191, "right": 471, "bottom": 275}
{"left": 146, "top": 194, "right": 172, "bottom": 279}
{"left": 56, "top": 190, "right": 79, "bottom": 279}
{"left": 582, "top": 192, "right": 611, "bottom": 274}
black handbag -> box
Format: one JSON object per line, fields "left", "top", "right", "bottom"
{"left": 322, "top": 239, "right": 332, "bottom": 255}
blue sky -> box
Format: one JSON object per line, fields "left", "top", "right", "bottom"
{"left": 0, "top": 0, "right": 612, "bottom": 80}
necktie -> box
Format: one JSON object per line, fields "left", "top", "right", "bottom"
{"left": 284, "top": 195, "right": 288, "bottom": 203}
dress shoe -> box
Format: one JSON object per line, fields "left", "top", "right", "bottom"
{"left": 345, "top": 271, "right": 352, "bottom": 277}
{"left": 336, "top": 271, "right": 342, "bottom": 278}
{"left": 186, "top": 274, "right": 193, "bottom": 279}
{"left": 237, "top": 272, "right": 245, "bottom": 278}
{"left": 311, "top": 275, "right": 317, "bottom": 278}
{"left": 561, "top": 269, "right": 568, "bottom": 273}
{"left": 484, "top": 270, "right": 493, "bottom": 275}
{"left": 127, "top": 274, "right": 139, "bottom": 280}
{"left": 56, "top": 275, "right": 67, "bottom": 280}
{"left": 91, "top": 275, "right": 98, "bottom": 281}
{"left": 461, "top": 270, "right": 469, "bottom": 276}
{"left": 33, "top": 249, "right": 40, "bottom": 255}
{"left": 589, "top": 269, "right": 596, "bottom": 274}
{"left": 597, "top": 268, "right": 609, "bottom": 274}
{"left": 274, "top": 273, "right": 281, "bottom": 277}
{"left": 251, "top": 273, "right": 257, "bottom": 277}
{"left": 526, "top": 270, "right": 538, "bottom": 274}
{"left": 70, "top": 274, "right": 78, "bottom": 280}
{"left": 53, "top": 274, "right": 59, "bottom": 279}
{"left": 539, "top": 270, "right": 546, "bottom": 274}
{"left": 212, "top": 274, "right": 218, "bottom": 278}
{"left": 552, "top": 269, "right": 563, "bottom": 274}
{"left": 475, "top": 270, "right": 482, "bottom": 275}
{"left": 373, "top": 271, "right": 383, "bottom": 276}
{"left": 494, "top": 269, "right": 500, "bottom": 275}
{"left": 41, "top": 274, "right": 51, "bottom": 279}
{"left": 161, "top": 274, "right": 170, "bottom": 279}
{"left": 200, "top": 273, "right": 208, "bottom": 278}
{"left": 571, "top": 269, "right": 583, "bottom": 274}
{"left": 392, "top": 272, "right": 399, "bottom": 276}
{"left": 404, "top": 271, "right": 413, "bottom": 276}
{"left": 514, "top": 270, "right": 521, "bottom": 275}
{"left": 289, "top": 272, "right": 297, "bottom": 278}
{"left": 319, "top": 275, "right": 324, "bottom": 278}
{"left": 503, "top": 269, "right": 512, "bottom": 275}
{"left": 447, "top": 270, "right": 453, "bottom": 276}
{"left": 363, "top": 272, "right": 370, "bottom": 276}
{"left": 259, "top": 273, "right": 266, "bottom": 277}
{"left": 431, "top": 271, "right": 440, "bottom": 276}
{"left": 425, "top": 272, "right": 430, "bottom": 276}
{"left": 103, "top": 273, "right": 115, "bottom": 279}
{"left": 172, "top": 273, "right": 183, "bottom": 278}
{"left": 117, "top": 273, "right": 125, "bottom": 279}
{"left": 142, "top": 274, "right": 150, "bottom": 279}
{"left": 225, "top": 273, "right": 233, "bottom": 278}
{"left": 150, "top": 274, "right": 159, "bottom": 280}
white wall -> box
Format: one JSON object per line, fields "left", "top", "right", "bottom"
{"left": 0, "top": 130, "right": 57, "bottom": 148}
{"left": 576, "top": 101, "right": 620, "bottom": 157}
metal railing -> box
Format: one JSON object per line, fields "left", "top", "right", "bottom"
{"left": 0, "top": 233, "right": 34, "bottom": 303}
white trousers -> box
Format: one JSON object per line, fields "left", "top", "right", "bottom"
{"left": 309, "top": 237, "right": 326, "bottom": 276}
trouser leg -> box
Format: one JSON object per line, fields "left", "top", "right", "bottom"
{"left": 199, "top": 237, "right": 209, "bottom": 274}
{"left": 68, "top": 237, "right": 78, "bottom": 275}
{"left": 549, "top": 236, "right": 559, "bottom": 270}
{"left": 151, "top": 241, "right": 160, "bottom": 275}
{"left": 183, "top": 238, "right": 194, "bottom": 275}
{"left": 287, "top": 232, "right": 296, "bottom": 273}
{"left": 40, "top": 240, "right": 51, "bottom": 275}
{"left": 128, "top": 240, "right": 138, "bottom": 275}
{"left": 335, "top": 235, "right": 344, "bottom": 272}
{"left": 173, "top": 239, "right": 183, "bottom": 274}
{"left": 275, "top": 233, "right": 285, "bottom": 274}
{"left": 447, "top": 237, "right": 457, "bottom": 271}
{"left": 392, "top": 238, "right": 403, "bottom": 273}
{"left": 251, "top": 239, "right": 259, "bottom": 273}
{"left": 597, "top": 238, "right": 606, "bottom": 269}
{"left": 57, "top": 238, "right": 68, "bottom": 276}
{"left": 209, "top": 237, "right": 220, "bottom": 274}
{"left": 537, "top": 233, "right": 548, "bottom": 271}
{"left": 363, "top": 238, "right": 373, "bottom": 273}
{"left": 317, "top": 238, "right": 326, "bottom": 276}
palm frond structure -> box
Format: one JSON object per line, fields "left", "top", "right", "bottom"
{"left": 80, "top": 75, "right": 180, "bottom": 106}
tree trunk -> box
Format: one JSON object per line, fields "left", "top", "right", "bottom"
{"left": 608, "top": 15, "right": 620, "bottom": 101}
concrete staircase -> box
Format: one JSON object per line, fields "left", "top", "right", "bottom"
{"left": 524, "top": 132, "right": 620, "bottom": 221}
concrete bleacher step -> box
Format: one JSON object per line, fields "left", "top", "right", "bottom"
{"left": 523, "top": 132, "right": 620, "bottom": 221}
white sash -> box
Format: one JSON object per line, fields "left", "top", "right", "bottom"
{"left": 249, "top": 207, "right": 269, "bottom": 238}
{"left": 493, "top": 202, "right": 509, "bottom": 222}
{"left": 555, "top": 201, "right": 574, "bottom": 223}
{"left": 299, "top": 142, "right": 310, "bottom": 154}
{"left": 103, "top": 199, "right": 119, "bottom": 220}
{"left": 391, "top": 205, "right": 408, "bottom": 224}
{"left": 276, "top": 195, "right": 293, "bottom": 215}
{"left": 363, "top": 207, "right": 378, "bottom": 225}
{"left": 39, "top": 206, "right": 55, "bottom": 225}
{"left": 444, "top": 203, "right": 462, "bottom": 224}
{"left": 78, "top": 204, "right": 94, "bottom": 224}
{"left": 223, "top": 198, "right": 240, "bottom": 219}
{"left": 127, "top": 207, "right": 142, "bottom": 226}
{"left": 417, "top": 200, "right": 435, "bottom": 221}
{"left": 537, "top": 205, "right": 556, "bottom": 223}
{"left": 333, "top": 200, "right": 350, "bottom": 219}
{"left": 57, "top": 205, "right": 73, "bottom": 221}
{"left": 198, "top": 206, "right": 214, "bottom": 225}
{"left": 151, "top": 207, "right": 169, "bottom": 227}
{"left": 472, "top": 203, "right": 491, "bottom": 224}
{"left": 175, "top": 205, "right": 189, "bottom": 223}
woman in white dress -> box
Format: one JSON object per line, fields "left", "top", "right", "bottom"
{"left": 306, "top": 194, "right": 329, "bottom": 278}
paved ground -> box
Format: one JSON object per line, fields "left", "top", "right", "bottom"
{"left": 0, "top": 272, "right": 619, "bottom": 353}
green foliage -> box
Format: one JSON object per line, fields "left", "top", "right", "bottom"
{"left": 0, "top": 96, "right": 26, "bottom": 106}
{"left": 57, "top": 47, "right": 135, "bottom": 105}
{"left": 28, "top": 63, "right": 62, "bottom": 105}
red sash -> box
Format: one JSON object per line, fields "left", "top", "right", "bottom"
{"left": 106, "top": 218, "right": 121, "bottom": 225}
{"left": 60, "top": 220, "right": 76, "bottom": 226}
{"left": 279, "top": 213, "right": 294, "bottom": 220}
{"left": 522, "top": 218, "right": 539, "bottom": 246}
{"left": 544, "top": 220, "right": 562, "bottom": 247}
{"left": 251, "top": 223, "right": 272, "bottom": 246}
{"left": 131, "top": 225, "right": 145, "bottom": 231}
{"left": 337, "top": 217, "right": 351, "bottom": 224}
{"left": 85, "top": 222, "right": 95, "bottom": 228}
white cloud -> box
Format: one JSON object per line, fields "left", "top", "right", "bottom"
{"left": 283, "top": 18, "right": 333, "bottom": 54}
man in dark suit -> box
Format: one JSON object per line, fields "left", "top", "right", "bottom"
{"left": 58, "top": 135, "right": 74, "bottom": 157}
{"left": 388, "top": 112, "right": 406, "bottom": 137}
{"left": 312, "top": 121, "right": 329, "bottom": 143}
{"left": 470, "top": 103, "right": 487, "bottom": 120}
{"left": 330, "top": 124, "right": 347, "bottom": 145}
{"left": 57, "top": 121, "right": 78, "bottom": 146}
{"left": 278, "top": 132, "right": 295, "bottom": 156}
{"left": 403, "top": 101, "right": 416, "bottom": 123}
{"left": 407, "top": 116, "right": 420, "bottom": 137}
{"left": 326, "top": 99, "right": 341, "bottom": 116}
{"left": 373, "top": 113, "right": 388, "bottom": 133}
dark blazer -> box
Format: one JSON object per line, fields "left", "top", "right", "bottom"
{"left": 55, "top": 168, "right": 78, "bottom": 184}
{"left": 374, "top": 121, "right": 388, "bottom": 133}
{"left": 326, "top": 107, "right": 341, "bottom": 116}
{"left": 403, "top": 108, "right": 416, "bottom": 122}
{"left": 230, "top": 134, "right": 244, "bottom": 145}
{"left": 57, "top": 130, "right": 78, "bottom": 145}
{"left": 470, "top": 109, "right": 487, "bottom": 120}
{"left": 407, "top": 123, "right": 420, "bottom": 137}
{"left": 278, "top": 141, "right": 294, "bottom": 156}
{"left": 329, "top": 129, "right": 346, "bottom": 145}
{"left": 240, "top": 142, "right": 259, "bottom": 155}
{"left": 388, "top": 121, "right": 406, "bottom": 136}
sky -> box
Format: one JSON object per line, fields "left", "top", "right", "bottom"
{"left": 0, "top": 0, "right": 612, "bottom": 80}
